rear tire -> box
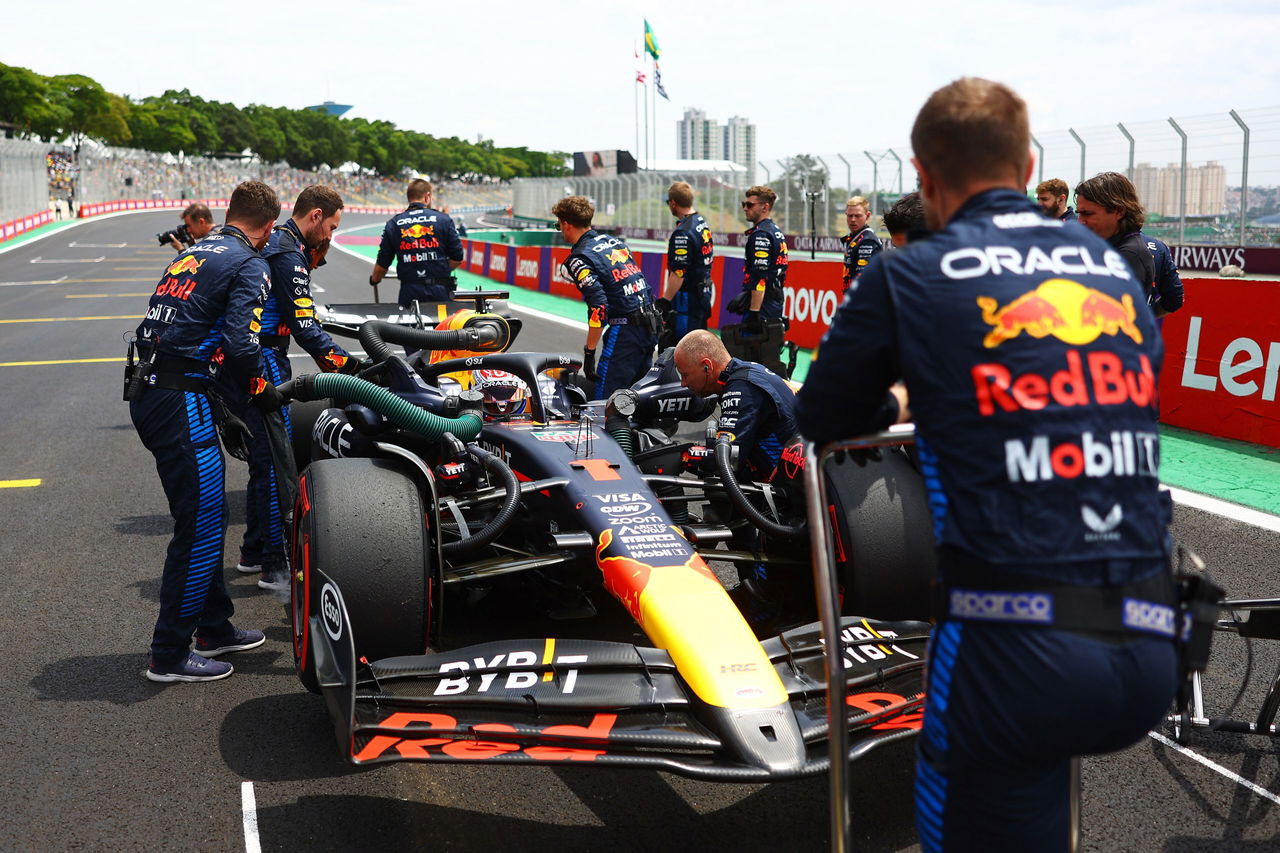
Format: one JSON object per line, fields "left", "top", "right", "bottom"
{"left": 826, "top": 449, "right": 936, "bottom": 621}
{"left": 291, "top": 457, "right": 430, "bottom": 692}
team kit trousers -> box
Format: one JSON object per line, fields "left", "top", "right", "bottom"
{"left": 237, "top": 347, "right": 292, "bottom": 571}
{"left": 130, "top": 387, "right": 235, "bottom": 664}
{"left": 595, "top": 321, "right": 657, "bottom": 399}
{"left": 916, "top": 595, "right": 1178, "bottom": 851}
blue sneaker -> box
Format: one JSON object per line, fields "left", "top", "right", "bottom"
{"left": 193, "top": 627, "right": 266, "bottom": 658}
{"left": 146, "top": 652, "right": 233, "bottom": 683}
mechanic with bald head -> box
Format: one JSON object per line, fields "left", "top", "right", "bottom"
{"left": 797, "top": 78, "right": 1177, "bottom": 850}
{"left": 553, "top": 195, "right": 658, "bottom": 398}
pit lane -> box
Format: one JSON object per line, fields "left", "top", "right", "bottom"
{"left": 0, "top": 210, "right": 1276, "bottom": 851}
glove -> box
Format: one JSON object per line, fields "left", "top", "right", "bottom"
{"left": 582, "top": 347, "right": 598, "bottom": 382}
{"left": 727, "top": 290, "right": 751, "bottom": 315}
{"left": 743, "top": 310, "right": 762, "bottom": 332}
{"left": 368, "top": 275, "right": 379, "bottom": 287}
{"left": 249, "top": 378, "right": 285, "bottom": 412}
{"left": 654, "top": 297, "right": 673, "bottom": 314}
{"left": 217, "top": 410, "right": 254, "bottom": 463}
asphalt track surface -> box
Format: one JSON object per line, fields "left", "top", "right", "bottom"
{"left": 2, "top": 210, "right": 1278, "bottom": 852}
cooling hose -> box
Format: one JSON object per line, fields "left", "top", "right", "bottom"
{"left": 715, "top": 435, "right": 805, "bottom": 540}
{"left": 358, "top": 318, "right": 506, "bottom": 363}
{"left": 281, "top": 372, "right": 482, "bottom": 442}
{"left": 441, "top": 444, "right": 521, "bottom": 557}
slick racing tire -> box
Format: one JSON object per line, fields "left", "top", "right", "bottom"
{"left": 291, "top": 457, "right": 430, "bottom": 693}
{"left": 825, "top": 448, "right": 936, "bottom": 621}
{"left": 288, "top": 397, "right": 332, "bottom": 471}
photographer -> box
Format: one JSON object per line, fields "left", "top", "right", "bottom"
{"left": 158, "top": 203, "right": 214, "bottom": 252}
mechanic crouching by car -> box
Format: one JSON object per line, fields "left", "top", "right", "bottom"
{"left": 369, "top": 179, "right": 464, "bottom": 306}
{"left": 553, "top": 195, "right": 659, "bottom": 398}
{"left": 128, "top": 181, "right": 286, "bottom": 683}
{"left": 673, "top": 330, "right": 801, "bottom": 630}
{"left": 797, "top": 78, "right": 1178, "bottom": 852}
{"left": 225, "top": 185, "right": 361, "bottom": 592}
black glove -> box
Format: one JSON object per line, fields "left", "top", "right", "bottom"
{"left": 368, "top": 275, "right": 378, "bottom": 287}
{"left": 743, "top": 310, "right": 762, "bottom": 332}
{"left": 727, "top": 290, "right": 751, "bottom": 315}
{"left": 654, "top": 297, "right": 673, "bottom": 313}
{"left": 337, "top": 355, "right": 364, "bottom": 375}
{"left": 249, "top": 380, "right": 285, "bottom": 412}
{"left": 582, "top": 347, "right": 598, "bottom": 382}
{"left": 217, "top": 410, "right": 254, "bottom": 463}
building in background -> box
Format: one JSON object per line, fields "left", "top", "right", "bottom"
{"left": 1133, "top": 161, "right": 1227, "bottom": 217}
{"left": 677, "top": 109, "right": 756, "bottom": 187}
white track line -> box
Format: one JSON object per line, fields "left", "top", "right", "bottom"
{"left": 241, "top": 781, "right": 262, "bottom": 853}
{"left": 1149, "top": 730, "right": 1280, "bottom": 806}
{"left": 1165, "top": 487, "right": 1280, "bottom": 533}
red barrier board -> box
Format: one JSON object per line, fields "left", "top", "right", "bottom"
{"left": 514, "top": 246, "right": 541, "bottom": 291}
{"left": 779, "top": 261, "right": 844, "bottom": 349}
{"left": 1160, "top": 277, "right": 1280, "bottom": 447}
{"left": 548, "top": 247, "right": 577, "bottom": 300}
{"left": 487, "top": 245, "right": 510, "bottom": 283}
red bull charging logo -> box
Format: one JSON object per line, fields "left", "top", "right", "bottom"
{"left": 607, "top": 248, "right": 631, "bottom": 265}
{"left": 977, "top": 279, "right": 1142, "bottom": 348}
{"left": 165, "top": 255, "right": 204, "bottom": 276}
{"left": 401, "top": 224, "right": 434, "bottom": 239}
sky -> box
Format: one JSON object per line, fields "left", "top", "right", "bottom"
{"left": 5, "top": 0, "right": 1280, "bottom": 184}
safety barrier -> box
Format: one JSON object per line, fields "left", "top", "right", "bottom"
{"left": 75, "top": 199, "right": 403, "bottom": 218}
{"left": 0, "top": 209, "right": 55, "bottom": 245}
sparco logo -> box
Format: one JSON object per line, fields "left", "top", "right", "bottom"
{"left": 1122, "top": 598, "right": 1176, "bottom": 637}
{"left": 320, "top": 583, "right": 344, "bottom": 641}
{"left": 949, "top": 590, "right": 1054, "bottom": 623}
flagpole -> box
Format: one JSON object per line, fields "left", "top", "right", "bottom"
{"left": 650, "top": 55, "right": 657, "bottom": 169}
{"left": 643, "top": 56, "right": 650, "bottom": 170}
{"left": 634, "top": 74, "right": 640, "bottom": 165}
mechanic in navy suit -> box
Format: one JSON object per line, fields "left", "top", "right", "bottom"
{"left": 797, "top": 78, "right": 1177, "bottom": 851}
{"left": 130, "top": 181, "right": 285, "bottom": 683}
{"left": 1036, "top": 177, "right": 1076, "bottom": 222}
{"left": 658, "top": 181, "right": 715, "bottom": 348}
{"left": 674, "top": 329, "right": 800, "bottom": 627}
{"left": 1141, "top": 232, "right": 1185, "bottom": 318}
{"left": 369, "top": 179, "right": 464, "bottom": 306}
{"left": 737, "top": 185, "right": 788, "bottom": 330}
{"left": 228, "top": 185, "right": 361, "bottom": 592}
{"left": 1075, "top": 172, "right": 1156, "bottom": 299}
{"left": 553, "top": 195, "right": 658, "bottom": 398}
{"left": 840, "top": 195, "right": 883, "bottom": 293}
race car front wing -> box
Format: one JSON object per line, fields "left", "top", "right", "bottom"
{"left": 311, "top": 569, "right": 928, "bottom": 782}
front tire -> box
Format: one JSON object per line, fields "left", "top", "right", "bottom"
{"left": 291, "top": 457, "right": 430, "bottom": 693}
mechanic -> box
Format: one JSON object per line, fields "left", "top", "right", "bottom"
{"left": 161, "top": 202, "right": 215, "bottom": 252}
{"left": 1141, "top": 232, "right": 1185, "bottom": 317}
{"left": 1035, "top": 177, "right": 1076, "bottom": 222}
{"left": 797, "top": 78, "right": 1177, "bottom": 851}
{"left": 737, "top": 185, "right": 788, "bottom": 332}
{"left": 130, "top": 180, "right": 286, "bottom": 683}
{"left": 369, "top": 179, "right": 464, "bottom": 306}
{"left": 882, "top": 191, "right": 928, "bottom": 247}
{"left": 673, "top": 329, "right": 800, "bottom": 626}
{"left": 1075, "top": 171, "right": 1156, "bottom": 299}
{"left": 840, "top": 195, "right": 883, "bottom": 292}
{"left": 228, "top": 185, "right": 361, "bottom": 592}
{"left": 552, "top": 195, "right": 658, "bottom": 398}
{"left": 658, "top": 181, "right": 715, "bottom": 350}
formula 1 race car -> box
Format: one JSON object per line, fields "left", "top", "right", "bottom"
{"left": 282, "top": 289, "right": 936, "bottom": 781}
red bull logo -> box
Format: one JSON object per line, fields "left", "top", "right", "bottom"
{"left": 607, "top": 248, "right": 631, "bottom": 265}
{"left": 594, "top": 528, "right": 714, "bottom": 623}
{"left": 165, "top": 255, "right": 204, "bottom": 277}
{"left": 401, "top": 224, "right": 434, "bottom": 239}
{"left": 977, "top": 280, "right": 1143, "bottom": 349}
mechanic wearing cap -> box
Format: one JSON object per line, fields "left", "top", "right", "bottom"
{"left": 658, "top": 181, "right": 715, "bottom": 349}
{"left": 369, "top": 178, "right": 464, "bottom": 306}
{"left": 674, "top": 329, "right": 799, "bottom": 624}
{"left": 1141, "top": 232, "right": 1185, "bottom": 318}
{"left": 129, "top": 180, "right": 286, "bottom": 683}
{"left": 228, "top": 185, "right": 361, "bottom": 592}
{"left": 1036, "top": 177, "right": 1077, "bottom": 222}
{"left": 840, "top": 195, "right": 883, "bottom": 292}
{"left": 737, "top": 185, "right": 788, "bottom": 332}
{"left": 797, "top": 78, "right": 1177, "bottom": 851}
{"left": 553, "top": 195, "right": 658, "bottom": 398}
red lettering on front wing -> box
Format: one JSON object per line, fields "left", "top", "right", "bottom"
{"left": 846, "top": 691, "right": 924, "bottom": 730}
{"left": 353, "top": 711, "right": 619, "bottom": 762}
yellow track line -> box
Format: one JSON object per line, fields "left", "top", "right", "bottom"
{"left": 0, "top": 315, "right": 141, "bottom": 323}
{"left": 0, "top": 479, "right": 42, "bottom": 488}
{"left": 0, "top": 357, "right": 124, "bottom": 366}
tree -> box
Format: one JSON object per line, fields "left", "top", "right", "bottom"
{"left": 0, "top": 63, "right": 70, "bottom": 140}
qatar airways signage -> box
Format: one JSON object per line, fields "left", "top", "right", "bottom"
{"left": 1161, "top": 277, "right": 1280, "bottom": 447}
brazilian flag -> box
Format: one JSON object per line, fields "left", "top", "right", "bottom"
{"left": 644, "top": 19, "right": 661, "bottom": 60}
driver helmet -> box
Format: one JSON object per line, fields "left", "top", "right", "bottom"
{"left": 471, "top": 369, "right": 530, "bottom": 419}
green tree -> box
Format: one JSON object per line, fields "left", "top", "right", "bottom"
{"left": 47, "top": 74, "right": 111, "bottom": 153}
{"left": 0, "top": 62, "right": 70, "bottom": 140}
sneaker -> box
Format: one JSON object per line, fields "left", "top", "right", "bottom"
{"left": 258, "top": 568, "right": 290, "bottom": 592}
{"left": 146, "top": 652, "right": 234, "bottom": 683}
{"left": 193, "top": 626, "right": 266, "bottom": 658}
{"left": 236, "top": 561, "right": 263, "bottom": 574}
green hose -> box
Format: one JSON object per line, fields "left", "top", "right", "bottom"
{"left": 299, "top": 373, "right": 483, "bottom": 441}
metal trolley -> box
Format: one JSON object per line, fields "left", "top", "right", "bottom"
{"left": 803, "top": 426, "right": 1082, "bottom": 853}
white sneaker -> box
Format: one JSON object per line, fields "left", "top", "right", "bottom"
{"left": 236, "top": 561, "right": 263, "bottom": 574}
{"left": 258, "top": 568, "right": 289, "bottom": 592}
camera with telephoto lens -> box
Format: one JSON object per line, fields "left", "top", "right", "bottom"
{"left": 156, "top": 223, "right": 192, "bottom": 247}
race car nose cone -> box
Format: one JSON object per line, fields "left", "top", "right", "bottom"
{"left": 712, "top": 705, "right": 806, "bottom": 774}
